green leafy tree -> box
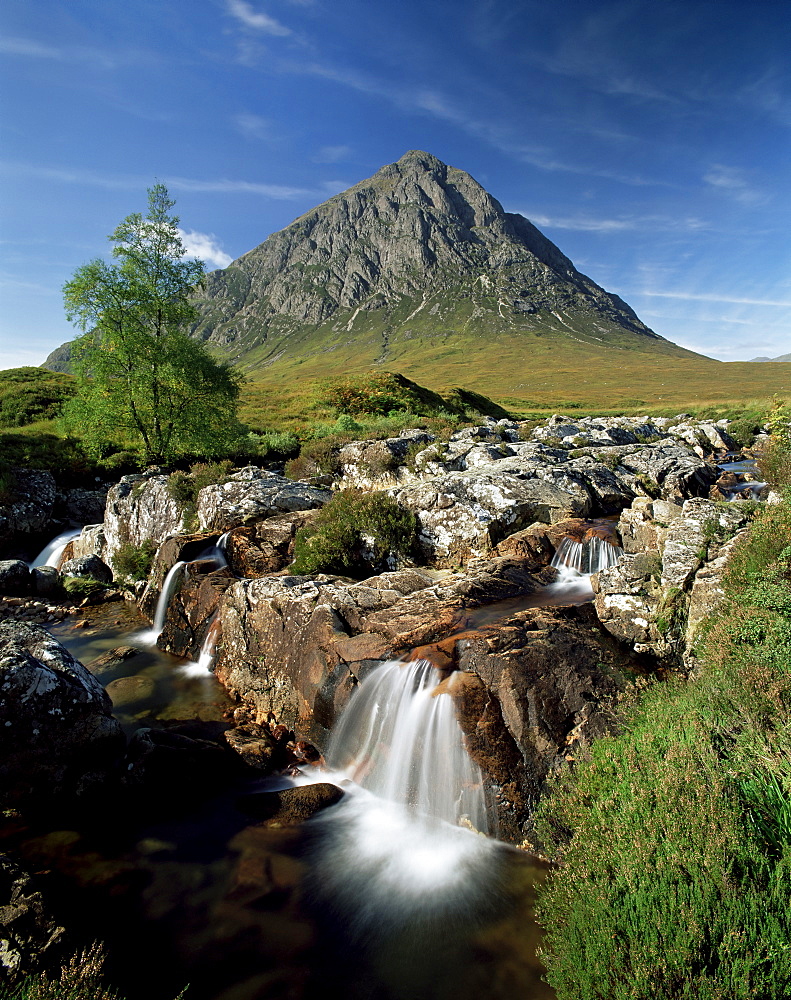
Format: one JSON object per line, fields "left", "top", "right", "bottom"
{"left": 62, "top": 184, "right": 244, "bottom": 465}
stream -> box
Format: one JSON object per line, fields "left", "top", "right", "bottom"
{"left": 1, "top": 536, "right": 619, "bottom": 1000}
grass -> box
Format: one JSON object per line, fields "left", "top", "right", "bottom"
{"left": 533, "top": 450, "right": 791, "bottom": 999}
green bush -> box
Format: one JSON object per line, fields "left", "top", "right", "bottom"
{"left": 0, "top": 432, "right": 93, "bottom": 487}
{"left": 113, "top": 540, "right": 157, "bottom": 581}
{"left": 290, "top": 489, "right": 417, "bottom": 577}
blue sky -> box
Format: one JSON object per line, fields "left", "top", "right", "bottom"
{"left": 1, "top": 0, "right": 789, "bottom": 369}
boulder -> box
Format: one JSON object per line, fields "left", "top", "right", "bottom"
{"left": 103, "top": 473, "right": 184, "bottom": 569}
{"left": 0, "top": 561, "right": 32, "bottom": 596}
{"left": 54, "top": 486, "right": 109, "bottom": 525}
{"left": 30, "top": 565, "right": 60, "bottom": 598}
{"left": 237, "top": 783, "right": 345, "bottom": 825}
{"left": 196, "top": 468, "right": 331, "bottom": 532}
{"left": 60, "top": 554, "right": 113, "bottom": 584}
{"left": 123, "top": 727, "right": 235, "bottom": 794}
{"left": 70, "top": 525, "right": 106, "bottom": 563}
{"left": 0, "top": 621, "right": 124, "bottom": 809}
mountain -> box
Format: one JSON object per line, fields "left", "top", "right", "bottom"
{"left": 748, "top": 353, "right": 791, "bottom": 362}
{"left": 186, "top": 150, "right": 697, "bottom": 379}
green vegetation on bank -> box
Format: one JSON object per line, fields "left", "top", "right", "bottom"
{"left": 534, "top": 411, "right": 791, "bottom": 999}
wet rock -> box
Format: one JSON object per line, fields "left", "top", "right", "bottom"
{"left": 0, "top": 621, "right": 124, "bottom": 809}
{"left": 123, "top": 727, "right": 234, "bottom": 794}
{"left": 105, "top": 674, "right": 157, "bottom": 710}
{"left": 224, "top": 724, "right": 280, "bottom": 771}
{"left": 237, "top": 783, "right": 345, "bottom": 825}
{"left": 0, "top": 855, "right": 66, "bottom": 979}
{"left": 70, "top": 524, "right": 106, "bottom": 563}
{"left": 0, "top": 561, "right": 32, "bottom": 596}
{"left": 87, "top": 645, "right": 140, "bottom": 674}
{"left": 224, "top": 511, "right": 314, "bottom": 577}
{"left": 30, "top": 565, "right": 60, "bottom": 599}
{"left": 196, "top": 468, "right": 331, "bottom": 532}
{"left": 157, "top": 564, "right": 235, "bottom": 660}
{"left": 60, "top": 554, "right": 113, "bottom": 585}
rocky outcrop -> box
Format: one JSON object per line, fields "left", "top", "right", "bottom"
{"left": 214, "top": 558, "right": 626, "bottom": 838}
{"left": 103, "top": 473, "right": 183, "bottom": 570}
{"left": 0, "top": 622, "right": 124, "bottom": 809}
{"left": 592, "top": 496, "right": 754, "bottom": 665}
{"left": 0, "top": 856, "right": 66, "bottom": 979}
{"left": 196, "top": 467, "right": 331, "bottom": 532}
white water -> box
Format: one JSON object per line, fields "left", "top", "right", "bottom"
{"left": 327, "top": 658, "right": 488, "bottom": 833}
{"left": 28, "top": 527, "right": 82, "bottom": 569}
{"left": 136, "top": 560, "right": 185, "bottom": 645}
{"left": 551, "top": 535, "right": 622, "bottom": 575}
{"left": 194, "top": 614, "right": 221, "bottom": 674}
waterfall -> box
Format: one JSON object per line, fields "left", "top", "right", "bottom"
{"left": 137, "top": 560, "right": 185, "bottom": 645}
{"left": 28, "top": 527, "right": 82, "bottom": 569}
{"left": 551, "top": 535, "right": 621, "bottom": 575}
{"left": 197, "top": 615, "right": 221, "bottom": 673}
{"left": 327, "top": 659, "right": 488, "bottom": 832}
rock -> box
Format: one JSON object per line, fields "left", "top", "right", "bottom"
{"left": 104, "top": 674, "right": 157, "bottom": 711}
{"left": 157, "top": 564, "right": 235, "bottom": 660}
{"left": 70, "top": 525, "right": 106, "bottom": 562}
{"left": 391, "top": 467, "right": 591, "bottom": 567}
{"left": 54, "top": 486, "right": 109, "bottom": 525}
{"left": 123, "top": 727, "right": 234, "bottom": 794}
{"left": 0, "top": 470, "right": 57, "bottom": 551}
{"left": 103, "top": 474, "right": 184, "bottom": 569}
{"left": 0, "top": 561, "right": 32, "bottom": 596}
{"left": 87, "top": 645, "right": 140, "bottom": 675}
{"left": 223, "top": 512, "right": 314, "bottom": 577}
{"left": 196, "top": 468, "right": 331, "bottom": 532}
{"left": 0, "top": 621, "right": 124, "bottom": 809}
{"left": 236, "top": 783, "right": 344, "bottom": 825}
{"left": 224, "top": 724, "right": 280, "bottom": 771}
{"left": 60, "top": 555, "right": 113, "bottom": 585}
{"left": 0, "top": 855, "right": 66, "bottom": 979}
{"left": 30, "top": 565, "right": 60, "bottom": 598}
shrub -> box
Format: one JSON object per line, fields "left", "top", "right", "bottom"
{"left": 316, "top": 372, "right": 427, "bottom": 416}
{"left": 284, "top": 435, "right": 352, "bottom": 480}
{"left": 166, "top": 460, "right": 234, "bottom": 529}
{"left": 0, "top": 367, "right": 76, "bottom": 429}
{"left": 289, "top": 489, "right": 417, "bottom": 577}
{"left": 113, "top": 540, "right": 157, "bottom": 582}
{"left": 244, "top": 430, "right": 300, "bottom": 461}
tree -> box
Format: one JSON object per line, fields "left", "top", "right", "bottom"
{"left": 62, "top": 184, "right": 244, "bottom": 465}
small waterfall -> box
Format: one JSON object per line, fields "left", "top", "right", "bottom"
{"left": 137, "top": 561, "right": 185, "bottom": 645}
{"left": 327, "top": 659, "right": 488, "bottom": 832}
{"left": 28, "top": 527, "right": 82, "bottom": 569}
{"left": 551, "top": 535, "right": 622, "bottom": 575}
{"left": 196, "top": 615, "right": 222, "bottom": 673}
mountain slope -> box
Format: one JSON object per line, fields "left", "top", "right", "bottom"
{"left": 189, "top": 150, "right": 699, "bottom": 377}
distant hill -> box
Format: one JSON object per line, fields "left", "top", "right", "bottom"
{"left": 748, "top": 353, "right": 791, "bottom": 362}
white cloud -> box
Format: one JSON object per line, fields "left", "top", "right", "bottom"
{"left": 521, "top": 212, "right": 708, "bottom": 234}
{"left": 641, "top": 290, "right": 791, "bottom": 307}
{"left": 226, "top": 0, "right": 291, "bottom": 36}
{"left": 314, "top": 145, "right": 352, "bottom": 164}
{"left": 703, "top": 164, "right": 768, "bottom": 205}
{"left": 178, "top": 230, "right": 233, "bottom": 269}
{"left": 233, "top": 112, "right": 277, "bottom": 141}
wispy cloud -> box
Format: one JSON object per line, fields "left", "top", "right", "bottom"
{"left": 0, "top": 34, "right": 120, "bottom": 69}
{"left": 703, "top": 164, "right": 768, "bottom": 205}
{"left": 233, "top": 112, "right": 278, "bottom": 141}
{"left": 640, "top": 290, "right": 791, "bottom": 307}
{"left": 314, "top": 145, "right": 353, "bottom": 164}
{"left": 0, "top": 162, "right": 317, "bottom": 200}
{"left": 178, "top": 229, "right": 233, "bottom": 269}
{"left": 521, "top": 211, "right": 708, "bottom": 233}
{"left": 226, "top": 0, "right": 291, "bottom": 36}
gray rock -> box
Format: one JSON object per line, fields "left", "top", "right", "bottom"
{"left": 197, "top": 469, "right": 331, "bottom": 532}
{"left": 103, "top": 473, "right": 184, "bottom": 569}
{"left": 0, "top": 621, "right": 124, "bottom": 808}
{"left": 31, "top": 565, "right": 60, "bottom": 598}
{"left": 60, "top": 554, "right": 113, "bottom": 584}
{"left": 0, "top": 855, "right": 66, "bottom": 978}
{"left": 0, "top": 561, "right": 32, "bottom": 596}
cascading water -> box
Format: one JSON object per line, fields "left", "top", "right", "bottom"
{"left": 327, "top": 658, "right": 488, "bottom": 832}
{"left": 137, "top": 560, "right": 185, "bottom": 645}
{"left": 551, "top": 535, "right": 622, "bottom": 575}
{"left": 28, "top": 527, "right": 83, "bottom": 569}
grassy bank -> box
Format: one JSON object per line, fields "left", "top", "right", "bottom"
{"left": 534, "top": 435, "right": 791, "bottom": 998}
